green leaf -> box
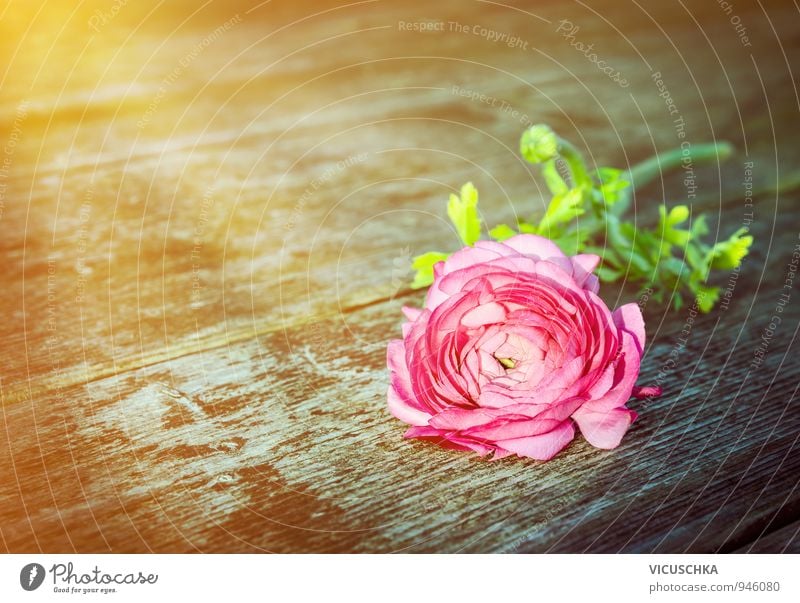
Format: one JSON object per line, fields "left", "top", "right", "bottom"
{"left": 627, "top": 247, "right": 654, "bottom": 274}
{"left": 691, "top": 214, "right": 709, "bottom": 238}
{"left": 584, "top": 245, "right": 623, "bottom": 268}
{"left": 658, "top": 204, "right": 692, "bottom": 248}
{"left": 660, "top": 256, "right": 687, "bottom": 280}
{"left": 708, "top": 227, "right": 753, "bottom": 270}
{"left": 695, "top": 285, "right": 720, "bottom": 313}
{"left": 666, "top": 204, "right": 690, "bottom": 225}
{"left": 549, "top": 233, "right": 583, "bottom": 256}
{"left": 536, "top": 187, "right": 585, "bottom": 235}
{"left": 447, "top": 182, "right": 482, "bottom": 246}
{"left": 593, "top": 167, "right": 630, "bottom": 206}
{"left": 684, "top": 241, "right": 706, "bottom": 273}
{"left": 553, "top": 225, "right": 591, "bottom": 256}
{"left": 605, "top": 214, "right": 632, "bottom": 250}
{"left": 411, "top": 251, "right": 449, "bottom": 289}
{"left": 405, "top": 124, "right": 744, "bottom": 314}
{"left": 489, "top": 223, "right": 517, "bottom": 241}
{"left": 595, "top": 265, "right": 624, "bottom": 282}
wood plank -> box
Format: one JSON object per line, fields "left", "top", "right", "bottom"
{"left": 1, "top": 0, "right": 799, "bottom": 553}
{"left": 1, "top": 214, "right": 798, "bottom": 552}
{"left": 735, "top": 520, "right": 800, "bottom": 554}
{"left": 2, "top": 0, "right": 797, "bottom": 403}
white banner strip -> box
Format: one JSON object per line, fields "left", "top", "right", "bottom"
{"left": 0, "top": 554, "right": 797, "bottom": 602}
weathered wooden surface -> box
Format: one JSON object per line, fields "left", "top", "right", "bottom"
{"left": 736, "top": 521, "right": 800, "bottom": 554}
{"left": 0, "top": 0, "right": 798, "bottom": 553}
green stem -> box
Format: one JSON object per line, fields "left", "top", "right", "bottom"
{"left": 557, "top": 138, "right": 592, "bottom": 188}
{"left": 614, "top": 141, "right": 734, "bottom": 215}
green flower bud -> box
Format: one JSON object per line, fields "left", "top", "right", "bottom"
{"left": 520, "top": 124, "right": 559, "bottom": 164}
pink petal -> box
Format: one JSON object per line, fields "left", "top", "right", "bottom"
{"left": 386, "top": 339, "right": 407, "bottom": 375}
{"left": 570, "top": 254, "right": 601, "bottom": 290}
{"left": 465, "top": 417, "right": 563, "bottom": 440}
{"left": 461, "top": 301, "right": 507, "bottom": 328}
{"left": 387, "top": 385, "right": 431, "bottom": 426}
{"left": 632, "top": 385, "right": 662, "bottom": 398}
{"left": 403, "top": 425, "right": 441, "bottom": 438}
{"left": 494, "top": 420, "right": 575, "bottom": 460}
{"left": 402, "top": 306, "right": 423, "bottom": 322}
{"left": 571, "top": 406, "right": 637, "bottom": 449}
{"left": 502, "top": 234, "right": 566, "bottom": 260}
{"left": 613, "top": 303, "right": 646, "bottom": 354}
{"left": 428, "top": 408, "right": 502, "bottom": 431}
{"left": 532, "top": 260, "right": 585, "bottom": 296}
{"left": 583, "top": 274, "right": 600, "bottom": 294}
{"left": 578, "top": 330, "right": 641, "bottom": 413}
{"left": 490, "top": 448, "right": 515, "bottom": 461}
{"left": 442, "top": 244, "right": 505, "bottom": 274}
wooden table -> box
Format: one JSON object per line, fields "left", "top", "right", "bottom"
{"left": 1, "top": 0, "right": 798, "bottom": 553}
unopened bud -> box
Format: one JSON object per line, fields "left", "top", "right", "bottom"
{"left": 520, "top": 124, "right": 559, "bottom": 164}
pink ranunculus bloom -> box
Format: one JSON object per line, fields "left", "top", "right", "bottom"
{"left": 386, "top": 234, "right": 660, "bottom": 461}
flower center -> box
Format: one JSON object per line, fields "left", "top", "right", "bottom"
{"left": 495, "top": 356, "right": 517, "bottom": 370}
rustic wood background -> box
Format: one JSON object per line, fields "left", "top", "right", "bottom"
{"left": 1, "top": 0, "right": 798, "bottom": 553}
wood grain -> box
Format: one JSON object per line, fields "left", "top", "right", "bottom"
{"left": 0, "top": 0, "right": 798, "bottom": 553}
{"left": 736, "top": 520, "right": 800, "bottom": 554}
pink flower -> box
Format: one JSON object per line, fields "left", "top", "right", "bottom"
{"left": 386, "top": 234, "right": 659, "bottom": 461}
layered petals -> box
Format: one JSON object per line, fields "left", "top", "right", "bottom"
{"left": 386, "top": 234, "right": 656, "bottom": 461}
